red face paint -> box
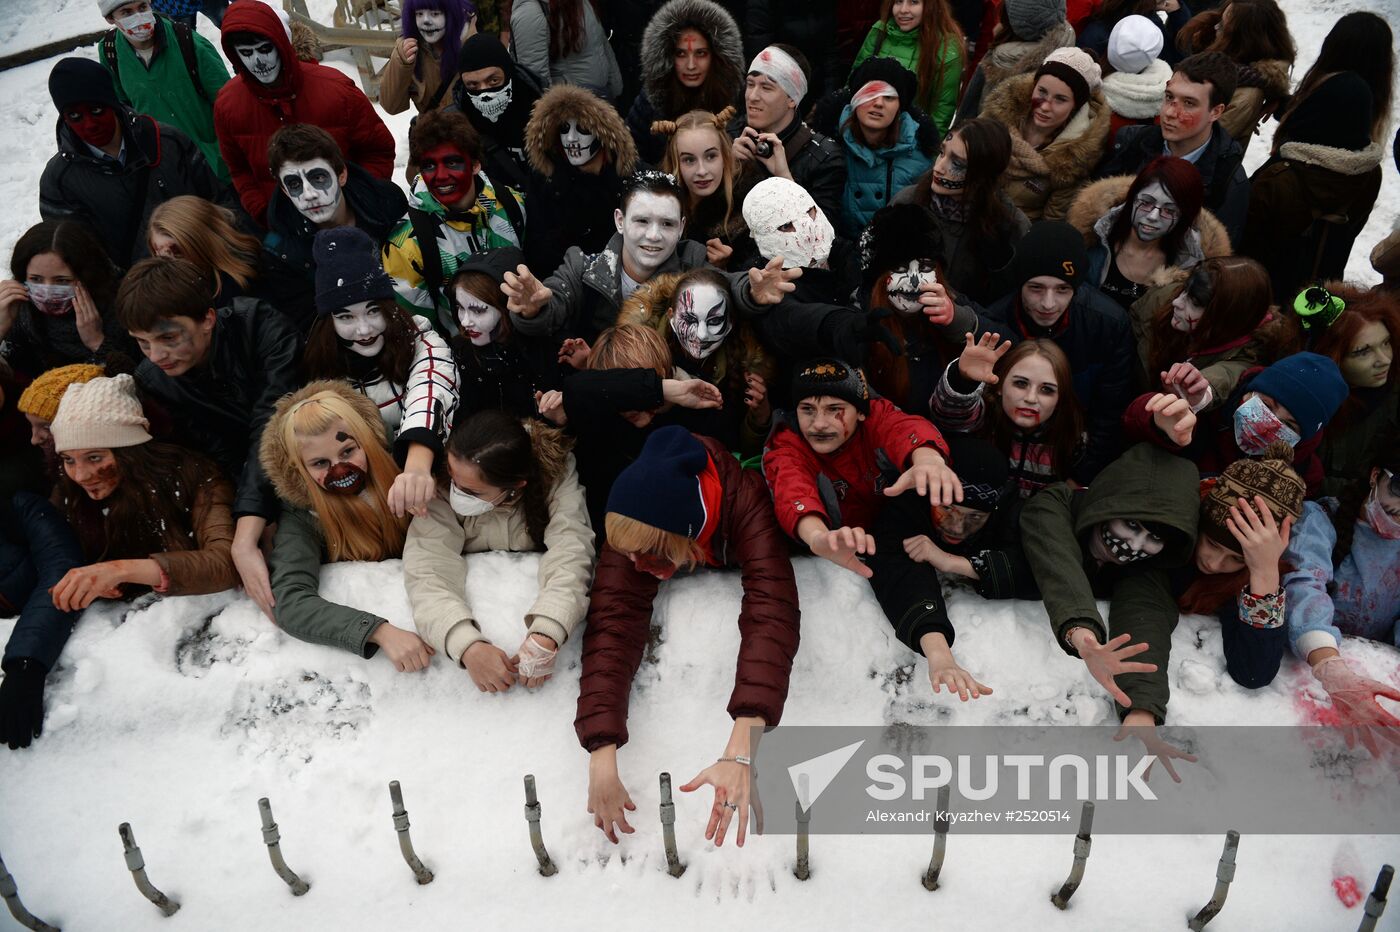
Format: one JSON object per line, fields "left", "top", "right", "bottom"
{"left": 64, "top": 104, "right": 118, "bottom": 148}
{"left": 419, "top": 143, "right": 474, "bottom": 207}
{"left": 631, "top": 551, "right": 679, "bottom": 579}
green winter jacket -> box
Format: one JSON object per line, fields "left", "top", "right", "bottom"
{"left": 103, "top": 16, "right": 231, "bottom": 182}
{"left": 1021, "top": 443, "right": 1200, "bottom": 724}
{"left": 269, "top": 507, "right": 385, "bottom": 658}
{"left": 851, "top": 22, "right": 963, "bottom": 136}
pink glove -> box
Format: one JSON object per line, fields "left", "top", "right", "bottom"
{"left": 516, "top": 635, "right": 558, "bottom": 679}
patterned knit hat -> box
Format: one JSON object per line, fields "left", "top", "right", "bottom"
{"left": 16, "top": 364, "right": 105, "bottom": 424}
{"left": 50, "top": 374, "right": 151, "bottom": 453}
{"left": 1199, "top": 441, "right": 1304, "bottom": 550}
{"left": 790, "top": 358, "right": 870, "bottom": 414}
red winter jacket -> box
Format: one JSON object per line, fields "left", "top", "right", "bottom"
{"left": 763, "top": 397, "right": 949, "bottom": 538}
{"left": 214, "top": 1, "right": 395, "bottom": 224}
{"left": 574, "top": 436, "right": 800, "bottom": 752}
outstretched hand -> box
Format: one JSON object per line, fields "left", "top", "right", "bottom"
{"left": 1071, "top": 630, "right": 1158, "bottom": 708}
{"left": 748, "top": 256, "right": 802, "bottom": 305}
{"left": 502, "top": 264, "right": 552, "bottom": 318}
{"left": 680, "top": 760, "right": 752, "bottom": 847}
{"left": 662, "top": 377, "right": 723, "bottom": 410}
{"left": 884, "top": 456, "right": 963, "bottom": 504}
{"left": 957, "top": 331, "right": 1012, "bottom": 385}
{"left": 1312, "top": 657, "right": 1400, "bottom": 759}
{"left": 807, "top": 525, "right": 875, "bottom": 579}
{"left": 1145, "top": 392, "right": 1196, "bottom": 447}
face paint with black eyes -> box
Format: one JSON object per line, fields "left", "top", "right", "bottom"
{"left": 234, "top": 39, "right": 281, "bottom": 85}
{"left": 1090, "top": 518, "right": 1165, "bottom": 564}
{"left": 415, "top": 9, "right": 446, "bottom": 43}
{"left": 885, "top": 259, "right": 937, "bottom": 315}
{"left": 279, "top": 157, "right": 342, "bottom": 224}
{"left": 670, "top": 281, "right": 731, "bottom": 359}
{"left": 560, "top": 119, "right": 601, "bottom": 166}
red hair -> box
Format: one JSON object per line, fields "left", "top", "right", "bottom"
{"left": 1105, "top": 157, "right": 1205, "bottom": 264}
{"left": 1308, "top": 284, "right": 1400, "bottom": 428}
{"left": 1147, "top": 257, "right": 1296, "bottom": 376}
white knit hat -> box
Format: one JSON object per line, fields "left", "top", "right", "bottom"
{"left": 1108, "top": 15, "right": 1165, "bottom": 75}
{"left": 1040, "top": 46, "right": 1103, "bottom": 97}
{"left": 51, "top": 374, "right": 152, "bottom": 453}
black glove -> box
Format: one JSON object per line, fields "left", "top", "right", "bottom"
{"left": 820, "top": 307, "right": 903, "bottom": 367}
{"left": 0, "top": 659, "right": 48, "bottom": 750}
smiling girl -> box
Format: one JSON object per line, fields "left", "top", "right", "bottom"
{"left": 655, "top": 107, "right": 750, "bottom": 268}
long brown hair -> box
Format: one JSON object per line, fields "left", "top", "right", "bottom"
{"left": 1189, "top": 0, "right": 1295, "bottom": 64}
{"left": 147, "top": 196, "right": 261, "bottom": 297}
{"left": 655, "top": 107, "right": 738, "bottom": 233}
{"left": 985, "top": 339, "right": 1083, "bottom": 479}
{"left": 1148, "top": 257, "right": 1284, "bottom": 375}
{"left": 446, "top": 410, "right": 552, "bottom": 544}
{"left": 952, "top": 118, "right": 1014, "bottom": 241}
{"left": 1307, "top": 284, "right": 1400, "bottom": 430}
{"left": 303, "top": 299, "right": 420, "bottom": 388}
{"left": 869, "top": 0, "right": 961, "bottom": 107}
{"left": 547, "top": 0, "right": 587, "bottom": 60}
{"left": 1277, "top": 12, "right": 1393, "bottom": 148}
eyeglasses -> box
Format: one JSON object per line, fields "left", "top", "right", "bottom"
{"left": 1133, "top": 196, "right": 1179, "bottom": 224}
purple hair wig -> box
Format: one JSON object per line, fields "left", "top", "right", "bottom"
{"left": 401, "top": 0, "right": 476, "bottom": 84}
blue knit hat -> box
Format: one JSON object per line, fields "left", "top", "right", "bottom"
{"left": 313, "top": 226, "right": 396, "bottom": 315}
{"left": 1245, "top": 352, "right": 1348, "bottom": 442}
{"left": 606, "top": 426, "right": 710, "bottom": 538}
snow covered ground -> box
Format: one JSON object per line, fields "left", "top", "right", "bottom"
{"left": 1, "top": 1, "right": 1399, "bottom": 929}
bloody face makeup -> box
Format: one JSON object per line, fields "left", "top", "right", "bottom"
{"left": 1232, "top": 393, "right": 1300, "bottom": 454}
{"left": 113, "top": 3, "right": 157, "bottom": 44}
{"left": 130, "top": 313, "right": 215, "bottom": 377}
{"left": 613, "top": 191, "right": 684, "bottom": 280}
{"left": 233, "top": 38, "right": 282, "bottom": 85}
{"left": 415, "top": 8, "right": 447, "bottom": 43}
{"left": 63, "top": 103, "right": 118, "bottom": 148}
{"left": 795, "top": 396, "right": 862, "bottom": 454}
{"left": 674, "top": 28, "right": 711, "bottom": 88}
{"left": 299, "top": 423, "right": 371, "bottom": 492}
{"left": 1130, "top": 181, "right": 1179, "bottom": 242}
{"left": 1000, "top": 354, "right": 1059, "bottom": 429}
{"left": 1160, "top": 74, "right": 1216, "bottom": 147}
{"left": 1341, "top": 320, "right": 1393, "bottom": 389}
{"left": 1170, "top": 291, "right": 1204, "bottom": 333}
{"left": 61, "top": 448, "right": 121, "bottom": 501}
{"left": 931, "top": 132, "right": 968, "bottom": 195}
{"left": 419, "top": 143, "right": 473, "bottom": 207}
{"left": 278, "top": 158, "right": 344, "bottom": 225}
{"left": 331, "top": 301, "right": 387, "bottom": 357}
{"left": 931, "top": 503, "right": 990, "bottom": 544}
{"left": 1089, "top": 518, "right": 1165, "bottom": 565}
{"left": 560, "top": 119, "right": 600, "bottom": 167}
{"left": 670, "top": 280, "right": 730, "bottom": 359}
{"left": 885, "top": 258, "right": 937, "bottom": 315}
{"left": 454, "top": 284, "right": 502, "bottom": 346}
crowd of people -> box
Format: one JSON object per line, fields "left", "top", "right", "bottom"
{"left": 0, "top": 0, "right": 1396, "bottom": 848}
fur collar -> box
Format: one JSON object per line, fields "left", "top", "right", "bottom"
{"left": 523, "top": 419, "right": 573, "bottom": 488}
{"left": 260, "top": 380, "right": 391, "bottom": 511}
{"left": 525, "top": 84, "right": 638, "bottom": 177}
{"left": 1245, "top": 59, "right": 1292, "bottom": 99}
{"left": 1101, "top": 59, "right": 1171, "bottom": 120}
{"left": 983, "top": 74, "right": 1112, "bottom": 181}
{"left": 981, "top": 21, "right": 1077, "bottom": 87}
{"left": 639, "top": 0, "right": 745, "bottom": 118}
{"left": 1277, "top": 139, "right": 1386, "bottom": 176}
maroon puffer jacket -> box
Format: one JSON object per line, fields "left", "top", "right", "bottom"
{"left": 574, "top": 435, "right": 801, "bottom": 751}
{"left": 214, "top": 0, "right": 395, "bottom": 224}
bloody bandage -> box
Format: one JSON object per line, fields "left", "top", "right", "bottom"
{"left": 748, "top": 46, "right": 808, "bottom": 104}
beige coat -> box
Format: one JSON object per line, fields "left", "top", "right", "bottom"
{"left": 378, "top": 37, "right": 461, "bottom": 116}
{"left": 1219, "top": 60, "right": 1291, "bottom": 155}
{"left": 403, "top": 425, "right": 594, "bottom": 661}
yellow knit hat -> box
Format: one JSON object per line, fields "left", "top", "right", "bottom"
{"left": 16, "top": 364, "right": 105, "bottom": 423}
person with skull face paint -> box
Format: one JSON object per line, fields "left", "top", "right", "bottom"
{"left": 523, "top": 84, "right": 639, "bottom": 274}
{"left": 302, "top": 228, "right": 458, "bottom": 522}
{"left": 40, "top": 57, "right": 223, "bottom": 268}
{"left": 214, "top": 0, "right": 395, "bottom": 225}
{"left": 379, "top": 0, "right": 476, "bottom": 119}
{"left": 447, "top": 32, "right": 544, "bottom": 194}
{"left": 259, "top": 381, "right": 436, "bottom": 671}
{"left": 579, "top": 425, "right": 799, "bottom": 847}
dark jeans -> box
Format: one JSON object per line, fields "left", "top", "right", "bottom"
{"left": 864, "top": 490, "right": 955, "bottom": 654}
{"left": 0, "top": 492, "right": 85, "bottom": 671}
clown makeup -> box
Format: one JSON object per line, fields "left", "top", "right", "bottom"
{"left": 1233, "top": 392, "right": 1301, "bottom": 454}
{"left": 745, "top": 179, "right": 835, "bottom": 269}
{"left": 931, "top": 503, "right": 990, "bottom": 545}
{"left": 1342, "top": 320, "right": 1393, "bottom": 389}
{"left": 1131, "top": 181, "right": 1179, "bottom": 242}
{"left": 795, "top": 396, "right": 862, "bottom": 454}
{"left": 1169, "top": 290, "right": 1204, "bottom": 332}
{"left": 300, "top": 422, "right": 371, "bottom": 493}
{"left": 278, "top": 158, "right": 343, "bottom": 225}
{"left": 1000, "top": 354, "right": 1059, "bottom": 429}
{"left": 63, "top": 103, "right": 118, "bottom": 149}
{"left": 885, "top": 258, "right": 936, "bottom": 315}
{"left": 931, "top": 133, "right": 968, "bottom": 195}
{"left": 332, "top": 301, "right": 387, "bottom": 357}
{"left": 420, "top": 143, "right": 473, "bottom": 206}
{"left": 614, "top": 192, "right": 684, "bottom": 280}
{"left": 674, "top": 28, "right": 712, "bottom": 88}
{"left": 233, "top": 39, "right": 281, "bottom": 85}
{"left": 560, "top": 119, "right": 600, "bottom": 167}
{"left": 454, "top": 285, "right": 502, "bottom": 346}
{"left": 60, "top": 448, "right": 121, "bottom": 501}
{"left": 1089, "top": 518, "right": 1165, "bottom": 565}
{"left": 670, "top": 281, "right": 730, "bottom": 359}
{"left": 415, "top": 8, "right": 447, "bottom": 44}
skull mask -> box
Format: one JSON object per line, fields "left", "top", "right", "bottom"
{"left": 233, "top": 39, "right": 281, "bottom": 85}
{"left": 1090, "top": 518, "right": 1165, "bottom": 565}
{"left": 560, "top": 119, "right": 600, "bottom": 167}
{"left": 670, "top": 280, "right": 731, "bottom": 360}
{"left": 885, "top": 259, "right": 937, "bottom": 315}
{"left": 742, "top": 177, "right": 835, "bottom": 269}
{"left": 278, "top": 158, "right": 343, "bottom": 225}
{"left": 468, "top": 82, "right": 513, "bottom": 122}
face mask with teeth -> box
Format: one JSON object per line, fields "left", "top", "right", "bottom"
{"left": 322, "top": 461, "right": 368, "bottom": 495}
{"left": 1098, "top": 523, "right": 1154, "bottom": 564}
{"left": 468, "top": 81, "right": 513, "bottom": 122}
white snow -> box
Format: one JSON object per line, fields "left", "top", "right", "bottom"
{"left": 1, "top": 1, "right": 1399, "bottom": 930}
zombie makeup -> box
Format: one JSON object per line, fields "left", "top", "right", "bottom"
{"left": 332, "top": 301, "right": 387, "bottom": 357}
{"left": 795, "top": 396, "right": 861, "bottom": 454}
{"left": 885, "top": 258, "right": 936, "bottom": 315}
{"left": 614, "top": 191, "right": 684, "bottom": 279}
{"left": 743, "top": 177, "right": 836, "bottom": 269}
{"left": 62, "top": 449, "right": 121, "bottom": 501}
{"left": 467, "top": 81, "right": 513, "bottom": 122}
{"left": 1232, "top": 394, "right": 1300, "bottom": 454}
{"left": 674, "top": 29, "right": 711, "bottom": 88}
{"left": 278, "top": 158, "right": 343, "bottom": 225}
{"left": 1341, "top": 320, "right": 1393, "bottom": 389}
{"left": 114, "top": 9, "right": 158, "bottom": 43}
{"left": 233, "top": 38, "right": 282, "bottom": 85}
{"left": 930, "top": 134, "right": 968, "bottom": 194}
{"left": 419, "top": 143, "right": 473, "bottom": 206}
{"left": 1169, "top": 292, "right": 1204, "bottom": 332}
{"left": 454, "top": 285, "right": 502, "bottom": 346}
{"left": 1000, "top": 354, "right": 1059, "bottom": 429}
{"left": 931, "top": 503, "right": 990, "bottom": 545}
{"left": 322, "top": 461, "right": 368, "bottom": 494}
{"left": 670, "top": 280, "right": 730, "bottom": 359}
{"left": 415, "top": 9, "right": 447, "bottom": 44}
{"left": 1130, "top": 181, "right": 1179, "bottom": 242}
{"left": 1089, "top": 518, "right": 1165, "bottom": 565}
{"left": 560, "top": 119, "right": 600, "bottom": 167}
{"left": 130, "top": 316, "right": 211, "bottom": 376}
{"left": 63, "top": 104, "right": 118, "bottom": 149}
{"left": 25, "top": 282, "right": 76, "bottom": 316}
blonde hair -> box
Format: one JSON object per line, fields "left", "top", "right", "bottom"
{"left": 654, "top": 107, "right": 738, "bottom": 232}
{"left": 147, "top": 196, "right": 261, "bottom": 296}
{"left": 279, "top": 390, "right": 408, "bottom": 562}
{"left": 588, "top": 323, "right": 674, "bottom": 378}
{"left": 604, "top": 512, "right": 708, "bottom": 571}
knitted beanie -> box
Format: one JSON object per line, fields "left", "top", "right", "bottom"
{"left": 1280, "top": 71, "right": 1374, "bottom": 152}
{"left": 97, "top": 0, "right": 131, "bottom": 15}
{"left": 1035, "top": 47, "right": 1102, "bottom": 112}
{"left": 313, "top": 226, "right": 396, "bottom": 315}
{"left": 1107, "top": 15, "right": 1164, "bottom": 75}
{"left": 1012, "top": 220, "right": 1089, "bottom": 289}
{"left": 944, "top": 434, "right": 1011, "bottom": 513}
{"left": 1245, "top": 352, "right": 1349, "bottom": 442}
{"left": 605, "top": 426, "right": 710, "bottom": 538}
{"left": 458, "top": 31, "right": 514, "bottom": 75}
{"left": 790, "top": 358, "right": 871, "bottom": 414}
{"left": 50, "top": 374, "right": 151, "bottom": 453}
{"left": 48, "top": 57, "right": 120, "bottom": 112}
{"left": 456, "top": 245, "right": 527, "bottom": 286}
{"left": 17, "top": 364, "right": 105, "bottom": 424}
{"left": 1199, "top": 442, "right": 1304, "bottom": 550}
{"left": 848, "top": 56, "right": 919, "bottom": 115}
{"left": 1005, "top": 0, "right": 1067, "bottom": 41}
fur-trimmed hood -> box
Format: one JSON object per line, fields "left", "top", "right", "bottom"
{"left": 526, "top": 84, "right": 638, "bottom": 177}
{"left": 984, "top": 73, "right": 1112, "bottom": 184}
{"left": 1277, "top": 138, "right": 1387, "bottom": 176}
{"left": 616, "top": 272, "right": 776, "bottom": 382}
{"left": 639, "top": 0, "right": 745, "bottom": 118}
{"left": 260, "top": 380, "right": 392, "bottom": 511}
{"left": 1101, "top": 58, "right": 1171, "bottom": 120}
{"left": 980, "top": 21, "right": 1077, "bottom": 88}
{"left": 1241, "top": 59, "right": 1292, "bottom": 102}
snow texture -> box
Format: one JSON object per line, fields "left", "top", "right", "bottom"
{"left": 1, "top": 0, "right": 1399, "bottom": 929}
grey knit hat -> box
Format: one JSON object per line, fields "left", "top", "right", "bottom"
{"left": 1005, "top": 0, "right": 1067, "bottom": 41}
{"left": 98, "top": 0, "right": 130, "bottom": 16}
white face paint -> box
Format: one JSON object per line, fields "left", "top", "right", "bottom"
{"left": 415, "top": 9, "right": 447, "bottom": 44}
{"left": 885, "top": 259, "right": 937, "bottom": 315}
{"left": 670, "top": 281, "right": 731, "bottom": 359}
{"left": 613, "top": 192, "right": 684, "bottom": 279}
{"left": 454, "top": 285, "right": 502, "bottom": 347}
{"left": 332, "top": 301, "right": 387, "bottom": 357}
{"left": 1170, "top": 291, "right": 1204, "bottom": 332}
{"left": 115, "top": 9, "right": 158, "bottom": 43}
{"left": 233, "top": 39, "right": 282, "bottom": 85}
{"left": 278, "top": 158, "right": 343, "bottom": 225}
{"left": 1130, "top": 181, "right": 1179, "bottom": 243}
{"left": 742, "top": 177, "right": 836, "bottom": 270}
{"left": 560, "top": 119, "right": 599, "bottom": 167}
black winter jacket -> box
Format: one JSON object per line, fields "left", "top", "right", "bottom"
{"left": 729, "top": 115, "right": 848, "bottom": 230}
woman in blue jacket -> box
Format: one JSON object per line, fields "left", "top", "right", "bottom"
{"left": 837, "top": 61, "right": 936, "bottom": 240}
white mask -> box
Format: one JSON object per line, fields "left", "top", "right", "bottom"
{"left": 670, "top": 281, "right": 731, "bottom": 359}
{"left": 234, "top": 39, "right": 282, "bottom": 85}
{"left": 332, "top": 301, "right": 387, "bottom": 357}
{"left": 1130, "top": 181, "right": 1179, "bottom": 243}
{"left": 449, "top": 483, "right": 504, "bottom": 517}
{"left": 278, "top": 157, "right": 343, "bottom": 225}
{"left": 743, "top": 177, "right": 835, "bottom": 269}
{"left": 115, "top": 9, "right": 158, "bottom": 43}
{"left": 454, "top": 285, "right": 501, "bottom": 347}
{"left": 886, "top": 259, "right": 937, "bottom": 315}
{"left": 560, "top": 119, "right": 599, "bottom": 166}
{"left": 613, "top": 192, "right": 684, "bottom": 279}
{"left": 1169, "top": 291, "right": 1203, "bottom": 333}
{"left": 468, "top": 82, "right": 513, "bottom": 122}
{"left": 415, "top": 9, "right": 447, "bottom": 44}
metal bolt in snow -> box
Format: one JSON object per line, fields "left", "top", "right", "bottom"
{"left": 1357, "top": 864, "right": 1393, "bottom": 932}
{"left": 0, "top": 850, "right": 60, "bottom": 932}
{"left": 257, "top": 797, "right": 311, "bottom": 896}
{"left": 794, "top": 773, "right": 811, "bottom": 881}
{"left": 921, "top": 785, "right": 952, "bottom": 891}
{"left": 659, "top": 772, "right": 685, "bottom": 878}
{"left": 1187, "top": 830, "right": 1240, "bottom": 930}
{"left": 388, "top": 781, "right": 434, "bottom": 884}
{"left": 1050, "top": 801, "right": 1095, "bottom": 909}
{"left": 523, "top": 774, "right": 558, "bottom": 877}
{"left": 117, "top": 823, "right": 180, "bottom": 917}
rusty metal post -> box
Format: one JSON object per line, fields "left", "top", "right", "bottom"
{"left": 1187, "top": 830, "right": 1240, "bottom": 930}
{"left": 258, "top": 797, "right": 310, "bottom": 895}
{"left": 0, "top": 850, "right": 60, "bottom": 931}
{"left": 523, "top": 774, "right": 558, "bottom": 877}
{"left": 118, "top": 823, "right": 179, "bottom": 917}
{"left": 921, "top": 785, "right": 953, "bottom": 891}
{"left": 388, "top": 781, "right": 434, "bottom": 884}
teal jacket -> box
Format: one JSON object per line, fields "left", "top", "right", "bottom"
{"left": 1020, "top": 443, "right": 1200, "bottom": 723}
{"left": 839, "top": 105, "right": 933, "bottom": 239}
{"left": 269, "top": 507, "right": 385, "bottom": 658}
{"left": 851, "top": 22, "right": 963, "bottom": 135}
{"left": 102, "top": 16, "right": 231, "bottom": 182}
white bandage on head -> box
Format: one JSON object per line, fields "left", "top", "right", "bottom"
{"left": 748, "top": 45, "right": 808, "bottom": 104}
{"left": 850, "top": 80, "right": 899, "bottom": 109}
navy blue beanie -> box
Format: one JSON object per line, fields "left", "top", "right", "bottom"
{"left": 1245, "top": 352, "right": 1348, "bottom": 442}
{"left": 606, "top": 426, "right": 710, "bottom": 538}
{"left": 313, "top": 226, "right": 396, "bottom": 315}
